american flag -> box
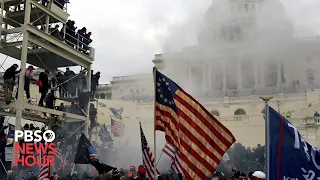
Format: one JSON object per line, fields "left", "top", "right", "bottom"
{"left": 38, "top": 152, "right": 50, "bottom": 180}
{"left": 162, "top": 143, "right": 183, "bottom": 174}
{"left": 154, "top": 69, "right": 236, "bottom": 180}
{"left": 88, "top": 146, "right": 98, "bottom": 161}
{"left": 139, "top": 122, "right": 159, "bottom": 179}
{"left": 111, "top": 118, "right": 125, "bottom": 137}
{"left": 55, "top": 143, "right": 67, "bottom": 169}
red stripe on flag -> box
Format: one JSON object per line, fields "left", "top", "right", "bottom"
{"left": 155, "top": 89, "right": 236, "bottom": 179}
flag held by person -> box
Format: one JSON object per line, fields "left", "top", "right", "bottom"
{"left": 99, "top": 124, "right": 112, "bottom": 143}
{"left": 268, "top": 106, "right": 320, "bottom": 180}
{"left": 74, "top": 133, "right": 99, "bottom": 164}
{"left": 162, "top": 143, "right": 183, "bottom": 174}
{"left": 7, "top": 123, "right": 14, "bottom": 139}
{"left": 139, "top": 122, "right": 159, "bottom": 179}
{"left": 38, "top": 149, "right": 50, "bottom": 180}
{"left": 54, "top": 142, "right": 67, "bottom": 170}
{"left": 74, "top": 134, "right": 116, "bottom": 175}
{"left": 154, "top": 69, "right": 236, "bottom": 180}
{"left": 111, "top": 118, "right": 125, "bottom": 137}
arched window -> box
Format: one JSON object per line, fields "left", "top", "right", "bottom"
{"left": 210, "top": 110, "right": 220, "bottom": 117}
{"left": 234, "top": 108, "right": 246, "bottom": 115}
{"left": 100, "top": 93, "right": 106, "bottom": 99}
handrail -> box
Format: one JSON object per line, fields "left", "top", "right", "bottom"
{"left": 52, "top": 0, "right": 68, "bottom": 11}
{"left": 64, "top": 25, "right": 92, "bottom": 42}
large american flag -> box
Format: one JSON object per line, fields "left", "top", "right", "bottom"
{"left": 111, "top": 118, "right": 125, "bottom": 137}
{"left": 139, "top": 122, "right": 159, "bottom": 179}
{"left": 162, "top": 143, "right": 183, "bottom": 174}
{"left": 38, "top": 152, "right": 50, "bottom": 180}
{"left": 154, "top": 69, "right": 236, "bottom": 180}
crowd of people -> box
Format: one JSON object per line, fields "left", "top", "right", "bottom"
{"left": 11, "top": 0, "right": 93, "bottom": 55}
{"left": 0, "top": 117, "right": 267, "bottom": 180}
{"left": 44, "top": 20, "right": 93, "bottom": 55}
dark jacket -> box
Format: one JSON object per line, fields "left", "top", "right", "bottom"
{"left": 64, "top": 70, "right": 75, "bottom": 77}
{"left": 39, "top": 72, "right": 50, "bottom": 93}
{"left": 83, "top": 34, "right": 92, "bottom": 45}
{"left": 4, "top": 66, "right": 19, "bottom": 81}
{"left": 44, "top": 91, "right": 57, "bottom": 108}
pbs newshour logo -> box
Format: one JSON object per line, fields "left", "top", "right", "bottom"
{"left": 14, "top": 130, "right": 57, "bottom": 167}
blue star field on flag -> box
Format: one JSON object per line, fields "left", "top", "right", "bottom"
{"left": 88, "top": 146, "right": 98, "bottom": 161}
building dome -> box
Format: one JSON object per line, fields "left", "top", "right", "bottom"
{"left": 255, "top": 0, "right": 294, "bottom": 40}
{"left": 199, "top": 0, "right": 293, "bottom": 45}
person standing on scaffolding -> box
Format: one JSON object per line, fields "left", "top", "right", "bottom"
{"left": 15, "top": 65, "right": 35, "bottom": 103}
{"left": 64, "top": 67, "right": 75, "bottom": 97}
{"left": 3, "top": 64, "right": 20, "bottom": 104}
{"left": 38, "top": 69, "right": 50, "bottom": 107}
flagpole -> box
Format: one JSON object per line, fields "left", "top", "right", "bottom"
{"left": 153, "top": 67, "right": 157, "bottom": 178}
{"left": 260, "top": 96, "right": 273, "bottom": 180}
{"left": 71, "top": 163, "right": 75, "bottom": 176}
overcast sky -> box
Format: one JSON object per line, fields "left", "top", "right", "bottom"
{"left": 1, "top": 0, "right": 320, "bottom": 84}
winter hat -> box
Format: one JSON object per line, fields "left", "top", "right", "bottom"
{"left": 252, "top": 171, "right": 266, "bottom": 179}
{"left": 138, "top": 167, "right": 146, "bottom": 176}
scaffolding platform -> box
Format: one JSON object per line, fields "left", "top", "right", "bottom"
{"left": 0, "top": 0, "right": 21, "bottom": 10}
{"left": 1, "top": 0, "right": 69, "bottom": 27}
{"left": 0, "top": 25, "right": 93, "bottom": 69}
{"left": 5, "top": 8, "right": 60, "bottom": 27}
{"left": 0, "top": 101, "right": 86, "bottom": 122}
{"left": 0, "top": 0, "right": 94, "bottom": 140}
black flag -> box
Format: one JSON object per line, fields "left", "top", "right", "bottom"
{"left": 74, "top": 133, "right": 116, "bottom": 174}
{"left": 74, "top": 133, "right": 98, "bottom": 164}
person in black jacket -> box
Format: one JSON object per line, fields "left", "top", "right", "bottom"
{"left": 3, "top": 64, "right": 20, "bottom": 104}
{"left": 83, "top": 31, "right": 92, "bottom": 54}
{"left": 38, "top": 69, "right": 50, "bottom": 107}
{"left": 45, "top": 90, "right": 57, "bottom": 109}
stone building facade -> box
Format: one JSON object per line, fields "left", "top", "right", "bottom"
{"left": 95, "top": 0, "right": 320, "bottom": 147}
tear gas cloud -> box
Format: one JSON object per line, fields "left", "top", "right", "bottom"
{"left": 110, "top": 0, "right": 320, "bottom": 170}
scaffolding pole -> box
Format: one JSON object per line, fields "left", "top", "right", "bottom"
{"left": 84, "top": 64, "right": 92, "bottom": 136}
{"left": 12, "top": 0, "right": 31, "bottom": 167}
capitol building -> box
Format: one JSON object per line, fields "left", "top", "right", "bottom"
{"left": 95, "top": 0, "right": 320, "bottom": 148}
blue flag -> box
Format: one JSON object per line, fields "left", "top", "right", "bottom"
{"left": 109, "top": 108, "right": 121, "bottom": 117}
{"left": 98, "top": 124, "right": 112, "bottom": 143}
{"left": 268, "top": 106, "right": 320, "bottom": 179}
{"left": 7, "top": 123, "right": 15, "bottom": 139}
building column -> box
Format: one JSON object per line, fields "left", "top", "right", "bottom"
{"left": 254, "top": 59, "right": 259, "bottom": 88}
{"left": 223, "top": 60, "right": 227, "bottom": 90}
{"left": 202, "top": 63, "right": 207, "bottom": 91}
{"left": 237, "top": 58, "right": 243, "bottom": 89}
{"left": 187, "top": 65, "right": 192, "bottom": 80}
{"left": 260, "top": 61, "right": 265, "bottom": 87}
{"left": 277, "top": 60, "right": 281, "bottom": 87}
{"left": 208, "top": 63, "right": 213, "bottom": 90}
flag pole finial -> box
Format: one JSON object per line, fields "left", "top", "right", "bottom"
{"left": 259, "top": 96, "right": 273, "bottom": 103}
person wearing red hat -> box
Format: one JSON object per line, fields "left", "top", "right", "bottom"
{"left": 137, "top": 167, "right": 147, "bottom": 179}
{"left": 83, "top": 30, "right": 92, "bottom": 54}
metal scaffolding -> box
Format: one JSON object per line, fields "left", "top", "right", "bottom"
{"left": 0, "top": 0, "right": 95, "bottom": 166}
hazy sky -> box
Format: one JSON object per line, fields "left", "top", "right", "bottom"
{"left": 1, "top": 0, "right": 319, "bottom": 83}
